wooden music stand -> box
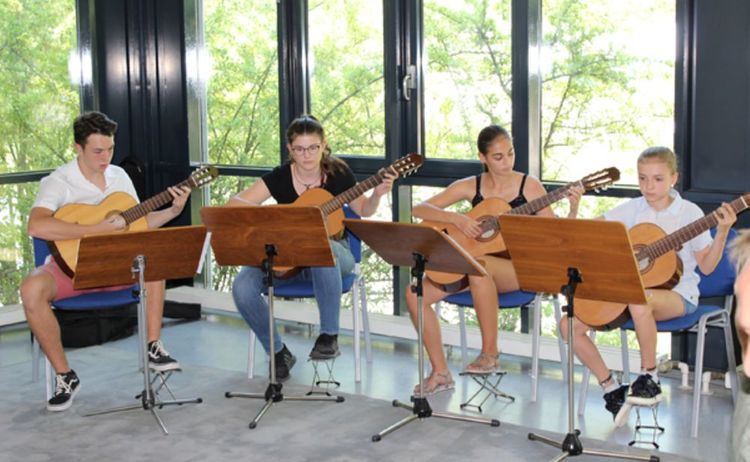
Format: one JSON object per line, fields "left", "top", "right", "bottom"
{"left": 342, "top": 219, "right": 500, "bottom": 442}
{"left": 73, "top": 225, "right": 208, "bottom": 435}
{"left": 200, "top": 205, "right": 342, "bottom": 430}
{"left": 498, "top": 215, "right": 657, "bottom": 462}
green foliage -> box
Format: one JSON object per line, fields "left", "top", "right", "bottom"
{"left": 424, "top": 0, "right": 513, "bottom": 160}
{"left": 308, "top": 0, "right": 385, "bottom": 156}
{"left": 0, "top": 0, "right": 77, "bottom": 304}
{"left": 542, "top": 0, "right": 675, "bottom": 184}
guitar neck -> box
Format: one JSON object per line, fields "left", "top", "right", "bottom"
{"left": 120, "top": 178, "right": 194, "bottom": 224}
{"left": 638, "top": 195, "right": 749, "bottom": 261}
{"left": 506, "top": 181, "right": 577, "bottom": 216}
{"left": 318, "top": 171, "right": 385, "bottom": 216}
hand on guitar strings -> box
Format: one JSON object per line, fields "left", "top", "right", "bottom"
{"left": 452, "top": 213, "right": 483, "bottom": 239}
{"left": 565, "top": 184, "right": 584, "bottom": 218}
{"left": 168, "top": 185, "right": 192, "bottom": 216}
{"left": 713, "top": 202, "right": 737, "bottom": 231}
{"left": 101, "top": 214, "right": 127, "bottom": 231}
{"left": 373, "top": 166, "right": 398, "bottom": 197}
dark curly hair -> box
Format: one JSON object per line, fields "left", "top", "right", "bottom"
{"left": 73, "top": 111, "right": 118, "bottom": 146}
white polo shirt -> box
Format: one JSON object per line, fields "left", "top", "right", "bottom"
{"left": 33, "top": 158, "right": 138, "bottom": 212}
{"left": 604, "top": 189, "right": 712, "bottom": 305}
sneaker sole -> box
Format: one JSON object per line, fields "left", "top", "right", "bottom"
{"left": 309, "top": 350, "right": 341, "bottom": 360}
{"left": 626, "top": 394, "right": 664, "bottom": 406}
{"left": 47, "top": 383, "right": 81, "bottom": 412}
{"left": 149, "top": 362, "right": 182, "bottom": 373}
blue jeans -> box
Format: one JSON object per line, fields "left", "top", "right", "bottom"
{"left": 232, "top": 238, "right": 355, "bottom": 354}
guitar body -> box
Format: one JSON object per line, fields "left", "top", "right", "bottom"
{"left": 49, "top": 192, "right": 148, "bottom": 276}
{"left": 47, "top": 165, "right": 219, "bottom": 277}
{"left": 273, "top": 188, "right": 344, "bottom": 279}
{"left": 269, "top": 153, "right": 424, "bottom": 279}
{"left": 291, "top": 187, "right": 345, "bottom": 237}
{"left": 574, "top": 222, "right": 683, "bottom": 329}
{"left": 423, "top": 197, "right": 512, "bottom": 290}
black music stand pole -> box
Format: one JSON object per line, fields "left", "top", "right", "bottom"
{"left": 72, "top": 225, "right": 208, "bottom": 435}
{"left": 499, "top": 215, "right": 658, "bottom": 462}
{"left": 343, "top": 219, "right": 500, "bottom": 442}
{"left": 201, "top": 206, "right": 344, "bottom": 429}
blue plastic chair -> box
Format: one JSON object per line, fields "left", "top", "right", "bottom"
{"left": 439, "top": 289, "right": 559, "bottom": 402}
{"left": 31, "top": 237, "right": 138, "bottom": 398}
{"left": 246, "top": 205, "right": 372, "bottom": 382}
{"left": 576, "top": 228, "right": 738, "bottom": 437}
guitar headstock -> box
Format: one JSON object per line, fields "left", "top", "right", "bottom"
{"left": 580, "top": 167, "right": 620, "bottom": 192}
{"left": 389, "top": 153, "right": 424, "bottom": 177}
{"left": 189, "top": 165, "right": 220, "bottom": 188}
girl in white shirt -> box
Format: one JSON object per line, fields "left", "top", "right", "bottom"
{"left": 559, "top": 146, "right": 736, "bottom": 425}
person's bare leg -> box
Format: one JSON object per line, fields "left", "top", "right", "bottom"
{"left": 629, "top": 289, "right": 683, "bottom": 370}
{"left": 405, "top": 278, "right": 452, "bottom": 375}
{"left": 145, "top": 280, "right": 166, "bottom": 343}
{"left": 20, "top": 269, "right": 69, "bottom": 373}
{"left": 559, "top": 314, "right": 611, "bottom": 385}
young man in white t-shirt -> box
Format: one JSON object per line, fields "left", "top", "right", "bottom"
{"left": 559, "top": 146, "right": 736, "bottom": 426}
{"left": 20, "top": 111, "right": 191, "bottom": 412}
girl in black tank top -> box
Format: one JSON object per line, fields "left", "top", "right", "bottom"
{"left": 471, "top": 173, "right": 529, "bottom": 208}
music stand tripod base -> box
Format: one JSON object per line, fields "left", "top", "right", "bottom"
{"left": 201, "top": 206, "right": 346, "bottom": 430}
{"left": 71, "top": 226, "right": 207, "bottom": 436}
{"left": 499, "top": 215, "right": 658, "bottom": 462}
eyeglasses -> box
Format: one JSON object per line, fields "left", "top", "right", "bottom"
{"left": 290, "top": 144, "right": 321, "bottom": 155}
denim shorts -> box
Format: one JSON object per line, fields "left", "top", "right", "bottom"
{"left": 682, "top": 296, "right": 698, "bottom": 316}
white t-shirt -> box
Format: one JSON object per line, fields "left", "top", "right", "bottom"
{"left": 604, "top": 189, "right": 712, "bottom": 305}
{"left": 33, "top": 158, "right": 139, "bottom": 212}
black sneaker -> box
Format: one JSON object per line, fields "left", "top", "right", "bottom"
{"left": 273, "top": 344, "right": 296, "bottom": 381}
{"left": 148, "top": 340, "right": 180, "bottom": 372}
{"left": 47, "top": 370, "right": 81, "bottom": 412}
{"left": 628, "top": 373, "right": 662, "bottom": 403}
{"left": 310, "top": 333, "right": 340, "bottom": 359}
{"left": 603, "top": 384, "right": 629, "bottom": 421}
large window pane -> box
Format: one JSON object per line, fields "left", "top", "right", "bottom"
{"left": 0, "top": 0, "right": 79, "bottom": 173}
{"left": 541, "top": 0, "right": 676, "bottom": 185}
{"left": 203, "top": 0, "right": 279, "bottom": 167}
{"left": 309, "top": 0, "right": 384, "bottom": 157}
{"left": 424, "top": 0, "right": 513, "bottom": 161}
{"left": 0, "top": 182, "right": 40, "bottom": 305}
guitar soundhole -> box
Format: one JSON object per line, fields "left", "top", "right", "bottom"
{"left": 476, "top": 216, "right": 498, "bottom": 242}
{"left": 633, "top": 244, "right": 651, "bottom": 273}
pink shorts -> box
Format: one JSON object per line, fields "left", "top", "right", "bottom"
{"left": 39, "top": 259, "right": 133, "bottom": 301}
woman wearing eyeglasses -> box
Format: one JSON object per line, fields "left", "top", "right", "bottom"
{"left": 227, "top": 114, "right": 395, "bottom": 381}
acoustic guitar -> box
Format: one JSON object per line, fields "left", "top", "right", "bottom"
{"left": 424, "top": 167, "right": 620, "bottom": 292}
{"left": 273, "top": 153, "right": 423, "bottom": 278}
{"left": 575, "top": 192, "right": 750, "bottom": 330}
{"left": 49, "top": 165, "right": 219, "bottom": 277}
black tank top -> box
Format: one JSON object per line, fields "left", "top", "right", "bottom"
{"left": 471, "top": 173, "right": 528, "bottom": 208}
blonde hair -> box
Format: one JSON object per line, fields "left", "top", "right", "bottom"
{"left": 637, "top": 146, "right": 678, "bottom": 174}
{"left": 731, "top": 230, "right": 750, "bottom": 273}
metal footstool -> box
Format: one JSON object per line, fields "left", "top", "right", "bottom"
{"left": 458, "top": 370, "right": 515, "bottom": 413}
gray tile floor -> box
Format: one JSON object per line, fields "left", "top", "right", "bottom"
{"left": 0, "top": 314, "right": 732, "bottom": 461}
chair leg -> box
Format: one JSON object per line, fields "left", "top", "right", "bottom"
{"left": 45, "top": 355, "right": 53, "bottom": 402}
{"left": 32, "top": 334, "right": 40, "bottom": 383}
{"left": 459, "top": 305, "right": 468, "bottom": 368}
{"left": 247, "top": 330, "right": 257, "bottom": 380}
{"left": 722, "top": 311, "right": 738, "bottom": 403}
{"left": 577, "top": 330, "right": 596, "bottom": 416}
{"left": 530, "top": 295, "right": 542, "bottom": 402}
{"left": 359, "top": 277, "right": 373, "bottom": 363}
{"left": 553, "top": 299, "right": 568, "bottom": 384}
{"left": 621, "top": 329, "right": 631, "bottom": 383}
{"left": 691, "top": 316, "right": 709, "bottom": 439}
{"left": 352, "top": 278, "right": 362, "bottom": 383}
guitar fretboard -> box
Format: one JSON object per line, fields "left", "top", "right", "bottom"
{"left": 319, "top": 171, "right": 387, "bottom": 216}
{"left": 636, "top": 195, "right": 749, "bottom": 261}
{"left": 507, "top": 182, "right": 579, "bottom": 216}
{"left": 120, "top": 177, "right": 196, "bottom": 224}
